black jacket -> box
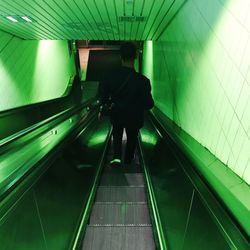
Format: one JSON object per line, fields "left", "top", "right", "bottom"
{"left": 99, "top": 66, "right": 154, "bottom": 128}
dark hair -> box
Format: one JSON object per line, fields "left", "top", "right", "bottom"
{"left": 120, "top": 42, "right": 137, "bottom": 61}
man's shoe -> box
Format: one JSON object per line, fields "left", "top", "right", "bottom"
{"left": 109, "top": 158, "right": 121, "bottom": 167}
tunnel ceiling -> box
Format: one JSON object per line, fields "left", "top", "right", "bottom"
{"left": 0, "top": 0, "right": 185, "bottom": 40}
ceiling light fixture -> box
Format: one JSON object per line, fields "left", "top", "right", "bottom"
{"left": 126, "top": 0, "right": 134, "bottom": 4}
{"left": 21, "top": 16, "right": 32, "bottom": 22}
{"left": 6, "top": 16, "right": 18, "bottom": 22}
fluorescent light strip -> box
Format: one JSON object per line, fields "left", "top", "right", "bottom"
{"left": 6, "top": 16, "right": 18, "bottom": 22}
{"left": 21, "top": 16, "right": 32, "bottom": 22}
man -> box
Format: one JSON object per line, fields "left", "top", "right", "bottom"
{"left": 99, "top": 42, "right": 154, "bottom": 165}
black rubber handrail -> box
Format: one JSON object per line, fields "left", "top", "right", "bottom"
{"left": 138, "top": 138, "right": 168, "bottom": 250}
{"left": 71, "top": 125, "right": 112, "bottom": 250}
{"left": 0, "top": 100, "right": 92, "bottom": 150}
{"left": 0, "top": 74, "right": 88, "bottom": 140}
{"left": 0, "top": 110, "right": 98, "bottom": 215}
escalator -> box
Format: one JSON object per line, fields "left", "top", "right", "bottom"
{"left": 0, "top": 108, "right": 111, "bottom": 250}
{"left": 82, "top": 135, "right": 155, "bottom": 249}
{"left": 77, "top": 112, "right": 249, "bottom": 250}
{"left": 1, "top": 106, "right": 249, "bottom": 249}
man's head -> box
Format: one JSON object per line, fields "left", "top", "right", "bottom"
{"left": 120, "top": 42, "right": 137, "bottom": 63}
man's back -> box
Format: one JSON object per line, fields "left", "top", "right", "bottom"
{"left": 98, "top": 42, "right": 154, "bottom": 165}
{"left": 101, "top": 66, "right": 154, "bottom": 128}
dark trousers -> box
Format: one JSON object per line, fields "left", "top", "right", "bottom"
{"left": 112, "top": 125, "right": 139, "bottom": 164}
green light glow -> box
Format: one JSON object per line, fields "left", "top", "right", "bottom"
{"left": 87, "top": 133, "right": 107, "bottom": 147}
{"left": 0, "top": 30, "right": 75, "bottom": 111}
{"left": 142, "top": 1, "right": 250, "bottom": 185}
{"left": 141, "top": 131, "right": 158, "bottom": 146}
{"left": 142, "top": 41, "right": 154, "bottom": 95}
{"left": 32, "top": 40, "right": 74, "bottom": 102}
{"left": 142, "top": 0, "right": 250, "bottom": 237}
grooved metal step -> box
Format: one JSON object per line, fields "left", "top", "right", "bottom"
{"left": 82, "top": 226, "right": 155, "bottom": 250}
{"left": 81, "top": 164, "right": 156, "bottom": 249}
{"left": 89, "top": 202, "right": 151, "bottom": 225}
{"left": 100, "top": 173, "right": 144, "bottom": 186}
{"left": 95, "top": 186, "right": 147, "bottom": 202}
{"left": 104, "top": 163, "right": 142, "bottom": 174}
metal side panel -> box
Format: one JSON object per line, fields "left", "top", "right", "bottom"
{"left": 0, "top": 118, "right": 112, "bottom": 250}
{"left": 95, "top": 187, "right": 147, "bottom": 202}
{"left": 139, "top": 115, "right": 244, "bottom": 250}
{"left": 89, "top": 202, "right": 151, "bottom": 225}
{"left": 82, "top": 225, "right": 155, "bottom": 250}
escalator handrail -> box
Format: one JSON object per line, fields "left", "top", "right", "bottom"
{"left": 149, "top": 109, "right": 250, "bottom": 249}
{"left": 71, "top": 125, "right": 112, "bottom": 250}
{"left": 0, "top": 110, "right": 98, "bottom": 216}
{"left": 138, "top": 138, "right": 168, "bottom": 250}
{"left": 0, "top": 101, "right": 92, "bottom": 150}
{"left": 0, "top": 74, "right": 88, "bottom": 141}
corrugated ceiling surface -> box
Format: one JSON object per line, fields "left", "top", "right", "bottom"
{"left": 0, "top": 0, "right": 185, "bottom": 40}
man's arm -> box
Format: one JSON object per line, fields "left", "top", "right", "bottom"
{"left": 143, "top": 78, "right": 154, "bottom": 110}
{"left": 99, "top": 80, "right": 110, "bottom": 104}
{"left": 98, "top": 80, "right": 110, "bottom": 119}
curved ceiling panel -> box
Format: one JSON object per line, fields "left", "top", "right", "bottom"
{"left": 0, "top": 0, "right": 186, "bottom": 40}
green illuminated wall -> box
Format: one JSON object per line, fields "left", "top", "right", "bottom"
{"left": 0, "top": 30, "right": 76, "bottom": 111}
{"left": 143, "top": 0, "right": 250, "bottom": 185}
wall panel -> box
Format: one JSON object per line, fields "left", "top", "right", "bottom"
{"left": 0, "top": 30, "right": 76, "bottom": 111}
{"left": 142, "top": 0, "right": 250, "bottom": 185}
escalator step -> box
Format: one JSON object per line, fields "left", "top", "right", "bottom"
{"left": 103, "top": 163, "right": 142, "bottom": 174}
{"left": 95, "top": 187, "right": 146, "bottom": 202}
{"left": 82, "top": 225, "right": 155, "bottom": 250}
{"left": 100, "top": 173, "right": 144, "bottom": 186}
{"left": 89, "top": 202, "right": 151, "bottom": 225}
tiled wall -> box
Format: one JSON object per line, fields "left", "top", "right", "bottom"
{"left": 143, "top": 0, "right": 250, "bottom": 185}
{"left": 0, "top": 30, "right": 75, "bottom": 111}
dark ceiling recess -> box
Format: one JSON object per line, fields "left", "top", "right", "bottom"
{"left": 77, "top": 41, "right": 143, "bottom": 51}
{"left": 77, "top": 40, "right": 122, "bottom": 48}
{"left": 80, "top": 40, "right": 143, "bottom": 81}
{"left": 86, "top": 49, "right": 121, "bottom": 81}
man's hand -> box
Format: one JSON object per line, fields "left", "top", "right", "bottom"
{"left": 98, "top": 112, "right": 103, "bottom": 121}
